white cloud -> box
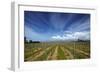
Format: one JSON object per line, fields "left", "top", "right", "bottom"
{"left": 74, "top": 31, "right": 90, "bottom": 40}
{"left": 51, "top": 31, "right": 90, "bottom": 41}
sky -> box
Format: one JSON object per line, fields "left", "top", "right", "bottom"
{"left": 24, "top": 11, "right": 90, "bottom": 41}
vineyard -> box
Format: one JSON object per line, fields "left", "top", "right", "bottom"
{"left": 24, "top": 41, "right": 90, "bottom": 62}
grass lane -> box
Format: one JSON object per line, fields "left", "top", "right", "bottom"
{"left": 63, "top": 45, "right": 90, "bottom": 59}
{"left": 57, "top": 45, "right": 66, "bottom": 60}
{"left": 60, "top": 46, "right": 74, "bottom": 59}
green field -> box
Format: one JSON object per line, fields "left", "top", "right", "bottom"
{"left": 24, "top": 41, "right": 90, "bottom": 62}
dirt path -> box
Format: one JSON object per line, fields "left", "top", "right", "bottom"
{"left": 32, "top": 47, "right": 51, "bottom": 60}
{"left": 46, "top": 46, "right": 56, "bottom": 60}
{"left": 67, "top": 46, "right": 89, "bottom": 56}
{"left": 46, "top": 50, "right": 52, "bottom": 60}
{"left": 26, "top": 47, "right": 51, "bottom": 61}
{"left": 74, "top": 48, "right": 89, "bottom": 56}
{"left": 60, "top": 46, "right": 74, "bottom": 59}
{"left": 51, "top": 46, "right": 58, "bottom": 60}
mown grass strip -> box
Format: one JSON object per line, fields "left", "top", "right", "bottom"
{"left": 57, "top": 45, "right": 66, "bottom": 60}
{"left": 60, "top": 46, "right": 74, "bottom": 59}
{"left": 63, "top": 45, "right": 90, "bottom": 59}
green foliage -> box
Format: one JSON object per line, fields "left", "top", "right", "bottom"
{"left": 57, "top": 46, "right": 66, "bottom": 60}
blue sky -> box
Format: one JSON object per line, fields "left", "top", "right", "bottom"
{"left": 24, "top": 11, "right": 90, "bottom": 41}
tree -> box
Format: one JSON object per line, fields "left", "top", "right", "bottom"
{"left": 29, "top": 40, "right": 33, "bottom": 43}
{"left": 24, "top": 37, "right": 27, "bottom": 43}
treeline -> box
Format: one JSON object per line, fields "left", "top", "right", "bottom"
{"left": 77, "top": 39, "right": 90, "bottom": 42}
{"left": 24, "top": 37, "right": 40, "bottom": 43}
